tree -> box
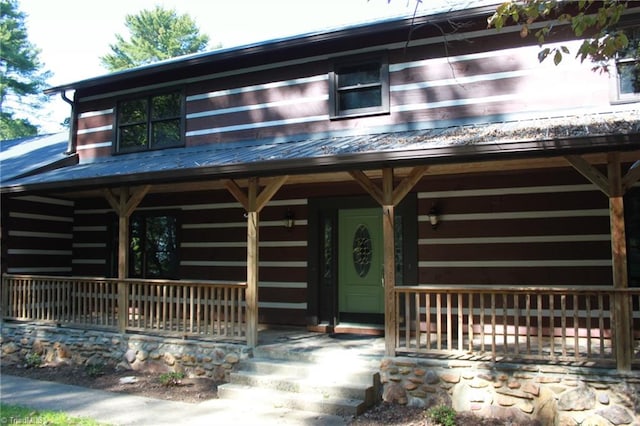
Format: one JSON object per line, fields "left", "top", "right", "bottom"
{"left": 100, "top": 6, "right": 213, "bottom": 72}
{"left": 0, "top": 0, "right": 51, "bottom": 139}
{"left": 487, "top": 0, "right": 635, "bottom": 70}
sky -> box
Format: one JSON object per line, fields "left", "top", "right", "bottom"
{"left": 18, "top": 0, "right": 450, "bottom": 134}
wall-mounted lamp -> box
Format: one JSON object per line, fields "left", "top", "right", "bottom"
{"left": 284, "top": 209, "right": 295, "bottom": 230}
{"left": 428, "top": 204, "right": 439, "bottom": 230}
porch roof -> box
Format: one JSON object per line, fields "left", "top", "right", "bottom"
{"left": 0, "top": 133, "right": 75, "bottom": 185}
{"left": 2, "top": 105, "right": 638, "bottom": 195}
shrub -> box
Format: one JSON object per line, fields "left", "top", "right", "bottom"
{"left": 426, "top": 404, "right": 456, "bottom": 426}
{"left": 24, "top": 352, "right": 42, "bottom": 368}
{"left": 85, "top": 363, "right": 105, "bottom": 378}
{"left": 158, "top": 371, "right": 184, "bottom": 386}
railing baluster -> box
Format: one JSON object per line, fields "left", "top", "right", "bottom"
{"left": 514, "top": 293, "right": 519, "bottom": 357}
{"left": 491, "top": 293, "right": 498, "bottom": 360}
{"left": 426, "top": 292, "right": 431, "bottom": 350}
{"left": 458, "top": 293, "right": 463, "bottom": 352}
{"left": 436, "top": 293, "right": 442, "bottom": 351}
{"left": 561, "top": 294, "right": 567, "bottom": 357}
{"left": 599, "top": 293, "right": 605, "bottom": 358}
{"left": 525, "top": 293, "right": 531, "bottom": 356}
{"left": 446, "top": 293, "right": 452, "bottom": 351}
{"left": 573, "top": 294, "right": 579, "bottom": 358}
{"left": 414, "top": 292, "right": 421, "bottom": 351}
{"left": 502, "top": 293, "right": 507, "bottom": 357}
{"left": 467, "top": 293, "right": 474, "bottom": 353}
{"left": 480, "top": 293, "right": 485, "bottom": 354}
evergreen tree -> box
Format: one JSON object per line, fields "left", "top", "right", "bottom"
{"left": 0, "top": 0, "right": 51, "bottom": 139}
{"left": 100, "top": 6, "right": 212, "bottom": 72}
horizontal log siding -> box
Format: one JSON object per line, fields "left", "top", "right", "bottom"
{"left": 184, "top": 39, "right": 606, "bottom": 146}
{"left": 416, "top": 168, "right": 612, "bottom": 286}
{"left": 5, "top": 196, "right": 74, "bottom": 275}
{"left": 74, "top": 34, "right": 609, "bottom": 162}
{"left": 72, "top": 189, "right": 309, "bottom": 325}
{"left": 75, "top": 99, "right": 115, "bottom": 161}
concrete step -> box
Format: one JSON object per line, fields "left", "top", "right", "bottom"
{"left": 229, "top": 370, "right": 377, "bottom": 402}
{"left": 217, "top": 383, "right": 369, "bottom": 417}
{"left": 239, "top": 358, "right": 377, "bottom": 385}
{"left": 218, "top": 355, "right": 381, "bottom": 417}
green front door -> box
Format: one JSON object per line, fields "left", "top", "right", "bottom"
{"left": 338, "top": 208, "right": 384, "bottom": 315}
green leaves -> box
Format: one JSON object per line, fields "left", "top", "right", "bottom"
{"left": 100, "top": 6, "right": 212, "bottom": 72}
{"left": 488, "top": 0, "right": 632, "bottom": 70}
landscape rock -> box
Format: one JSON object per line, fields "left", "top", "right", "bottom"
{"left": 558, "top": 383, "right": 596, "bottom": 411}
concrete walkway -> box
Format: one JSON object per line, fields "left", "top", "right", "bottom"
{"left": 0, "top": 374, "right": 349, "bottom": 426}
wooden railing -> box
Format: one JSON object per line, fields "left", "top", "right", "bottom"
{"left": 395, "top": 285, "right": 640, "bottom": 364}
{"left": 1, "top": 274, "right": 247, "bottom": 342}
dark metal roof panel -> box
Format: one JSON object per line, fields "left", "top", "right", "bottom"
{"left": 2, "top": 107, "right": 639, "bottom": 194}
{"left": 0, "top": 133, "right": 73, "bottom": 185}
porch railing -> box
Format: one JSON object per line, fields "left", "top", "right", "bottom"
{"left": 395, "top": 285, "right": 640, "bottom": 364}
{"left": 1, "top": 274, "right": 247, "bottom": 342}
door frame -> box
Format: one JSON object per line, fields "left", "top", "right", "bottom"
{"left": 307, "top": 194, "right": 417, "bottom": 328}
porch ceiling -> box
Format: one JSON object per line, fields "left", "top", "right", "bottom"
{"left": 2, "top": 107, "right": 639, "bottom": 196}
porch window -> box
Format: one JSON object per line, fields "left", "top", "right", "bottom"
{"left": 130, "top": 213, "right": 179, "bottom": 279}
{"left": 329, "top": 55, "right": 389, "bottom": 118}
{"left": 116, "top": 90, "right": 184, "bottom": 153}
{"left": 626, "top": 187, "right": 640, "bottom": 287}
{"left": 612, "top": 27, "right": 640, "bottom": 102}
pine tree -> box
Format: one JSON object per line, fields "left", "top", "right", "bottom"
{"left": 0, "top": 0, "right": 51, "bottom": 139}
{"left": 100, "top": 6, "right": 212, "bottom": 72}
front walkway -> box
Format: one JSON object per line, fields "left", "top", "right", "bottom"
{"left": 0, "top": 375, "right": 348, "bottom": 426}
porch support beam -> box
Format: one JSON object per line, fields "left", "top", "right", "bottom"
{"left": 102, "top": 185, "right": 150, "bottom": 332}
{"left": 382, "top": 169, "right": 396, "bottom": 357}
{"left": 350, "top": 166, "right": 428, "bottom": 356}
{"left": 607, "top": 153, "right": 632, "bottom": 371}
{"left": 622, "top": 160, "right": 640, "bottom": 193}
{"left": 224, "top": 176, "right": 289, "bottom": 348}
{"left": 564, "top": 155, "right": 610, "bottom": 196}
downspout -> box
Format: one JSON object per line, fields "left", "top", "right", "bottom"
{"left": 60, "top": 90, "right": 77, "bottom": 155}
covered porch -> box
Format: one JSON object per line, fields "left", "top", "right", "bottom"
{"left": 2, "top": 129, "right": 640, "bottom": 371}
{"left": 3, "top": 272, "right": 639, "bottom": 369}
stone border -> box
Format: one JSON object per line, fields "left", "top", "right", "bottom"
{"left": 381, "top": 357, "right": 640, "bottom": 425}
{"left": 1, "top": 322, "right": 248, "bottom": 381}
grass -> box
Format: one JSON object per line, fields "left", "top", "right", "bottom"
{"left": 0, "top": 403, "right": 107, "bottom": 426}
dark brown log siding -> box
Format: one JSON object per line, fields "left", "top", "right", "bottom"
{"left": 416, "top": 168, "right": 612, "bottom": 286}
{"left": 4, "top": 196, "right": 74, "bottom": 275}
{"left": 71, "top": 188, "right": 310, "bottom": 325}
{"left": 73, "top": 29, "right": 609, "bottom": 161}
{"left": 64, "top": 166, "right": 617, "bottom": 325}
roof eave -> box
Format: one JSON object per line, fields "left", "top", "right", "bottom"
{"left": 2, "top": 132, "right": 638, "bottom": 195}
{"left": 43, "top": 3, "right": 501, "bottom": 96}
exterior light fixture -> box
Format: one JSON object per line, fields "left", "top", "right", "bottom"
{"left": 428, "top": 204, "right": 439, "bottom": 230}
{"left": 284, "top": 209, "right": 295, "bottom": 230}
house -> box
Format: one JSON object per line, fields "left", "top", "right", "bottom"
{"left": 1, "top": 0, "right": 639, "bottom": 384}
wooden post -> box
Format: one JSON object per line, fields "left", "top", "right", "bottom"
{"left": 349, "top": 167, "right": 428, "bottom": 357}
{"left": 608, "top": 153, "right": 632, "bottom": 371}
{"left": 103, "top": 186, "right": 150, "bottom": 333}
{"left": 225, "top": 176, "right": 288, "bottom": 347}
{"left": 382, "top": 168, "right": 396, "bottom": 356}
{"left": 246, "top": 178, "right": 259, "bottom": 348}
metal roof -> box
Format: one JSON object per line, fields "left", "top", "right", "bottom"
{"left": 2, "top": 106, "right": 639, "bottom": 194}
{"left": 0, "top": 133, "right": 75, "bottom": 185}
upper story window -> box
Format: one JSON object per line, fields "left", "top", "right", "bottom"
{"left": 116, "top": 90, "right": 184, "bottom": 153}
{"left": 612, "top": 27, "right": 640, "bottom": 102}
{"left": 329, "top": 55, "right": 389, "bottom": 119}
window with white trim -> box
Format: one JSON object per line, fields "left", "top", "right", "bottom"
{"left": 116, "top": 90, "right": 184, "bottom": 153}
{"left": 329, "top": 55, "right": 389, "bottom": 119}
{"left": 612, "top": 27, "right": 640, "bottom": 102}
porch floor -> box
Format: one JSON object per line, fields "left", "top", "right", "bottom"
{"left": 255, "top": 326, "right": 385, "bottom": 368}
